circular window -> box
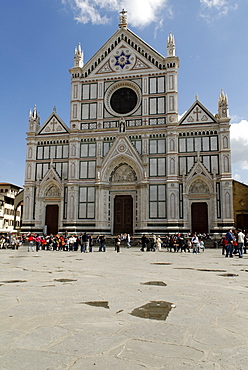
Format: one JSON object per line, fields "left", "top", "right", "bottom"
{"left": 105, "top": 81, "right": 141, "bottom": 117}
{"left": 110, "top": 88, "right": 137, "bottom": 114}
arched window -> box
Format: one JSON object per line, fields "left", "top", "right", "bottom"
{"left": 25, "top": 196, "right": 30, "bottom": 219}
{"left": 225, "top": 192, "right": 231, "bottom": 218}
{"left": 170, "top": 193, "right": 176, "bottom": 219}
{"left": 28, "top": 147, "right": 32, "bottom": 159}
{"left": 224, "top": 156, "right": 229, "bottom": 172}
{"left": 223, "top": 136, "right": 228, "bottom": 149}
{"left": 170, "top": 139, "right": 175, "bottom": 151}
{"left": 27, "top": 165, "right": 31, "bottom": 179}
{"left": 170, "top": 158, "right": 175, "bottom": 174}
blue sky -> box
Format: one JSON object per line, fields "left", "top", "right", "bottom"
{"left": 1, "top": 0, "right": 248, "bottom": 187}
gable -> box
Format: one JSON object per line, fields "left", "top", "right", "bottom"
{"left": 90, "top": 42, "right": 156, "bottom": 77}
{"left": 101, "top": 134, "right": 144, "bottom": 182}
{"left": 38, "top": 113, "right": 69, "bottom": 135}
{"left": 81, "top": 28, "right": 165, "bottom": 78}
{"left": 179, "top": 101, "right": 217, "bottom": 125}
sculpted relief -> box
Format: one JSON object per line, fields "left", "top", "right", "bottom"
{"left": 45, "top": 185, "right": 60, "bottom": 197}
{"left": 189, "top": 180, "right": 209, "bottom": 194}
{"left": 110, "top": 164, "right": 137, "bottom": 182}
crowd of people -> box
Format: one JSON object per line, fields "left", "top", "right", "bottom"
{"left": 0, "top": 229, "right": 247, "bottom": 256}
{"left": 0, "top": 234, "right": 23, "bottom": 249}
{"left": 137, "top": 233, "right": 205, "bottom": 254}
{"left": 219, "top": 228, "right": 248, "bottom": 258}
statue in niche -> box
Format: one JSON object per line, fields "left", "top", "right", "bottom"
{"left": 189, "top": 180, "right": 209, "bottom": 194}
{"left": 46, "top": 185, "right": 60, "bottom": 197}
{"left": 111, "top": 164, "right": 136, "bottom": 182}
{"left": 119, "top": 116, "right": 126, "bottom": 132}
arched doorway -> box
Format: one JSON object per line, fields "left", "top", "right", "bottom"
{"left": 45, "top": 205, "right": 59, "bottom": 235}
{"left": 114, "top": 195, "right": 133, "bottom": 235}
{"left": 191, "top": 202, "right": 208, "bottom": 234}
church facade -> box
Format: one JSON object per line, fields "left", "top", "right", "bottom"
{"left": 22, "top": 11, "right": 234, "bottom": 236}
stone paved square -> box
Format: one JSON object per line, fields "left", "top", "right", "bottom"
{"left": 0, "top": 245, "right": 247, "bottom": 369}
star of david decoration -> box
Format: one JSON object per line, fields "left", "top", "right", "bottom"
{"left": 114, "top": 51, "right": 131, "bottom": 69}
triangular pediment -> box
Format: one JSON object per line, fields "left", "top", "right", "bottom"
{"left": 100, "top": 134, "right": 144, "bottom": 182}
{"left": 38, "top": 112, "right": 69, "bottom": 135}
{"left": 40, "top": 166, "right": 61, "bottom": 187}
{"left": 179, "top": 100, "right": 217, "bottom": 125}
{"left": 80, "top": 28, "right": 165, "bottom": 78}
{"left": 103, "top": 134, "right": 142, "bottom": 164}
{"left": 92, "top": 42, "right": 153, "bottom": 77}
{"left": 187, "top": 159, "right": 212, "bottom": 183}
{"left": 186, "top": 159, "right": 214, "bottom": 194}
{"left": 96, "top": 52, "right": 150, "bottom": 76}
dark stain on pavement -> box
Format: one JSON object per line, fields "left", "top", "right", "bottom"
{"left": 116, "top": 309, "right": 123, "bottom": 314}
{"left": 197, "top": 269, "right": 227, "bottom": 272}
{"left": 83, "top": 301, "right": 109, "bottom": 309}
{"left": 142, "top": 281, "right": 167, "bottom": 286}
{"left": 54, "top": 278, "right": 77, "bottom": 282}
{"left": 130, "top": 301, "right": 173, "bottom": 321}
{"left": 0, "top": 280, "right": 27, "bottom": 284}
{"left": 175, "top": 268, "right": 227, "bottom": 272}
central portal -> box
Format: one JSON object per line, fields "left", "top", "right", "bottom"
{"left": 191, "top": 202, "right": 208, "bottom": 234}
{"left": 45, "top": 205, "right": 59, "bottom": 235}
{"left": 114, "top": 195, "right": 133, "bottom": 235}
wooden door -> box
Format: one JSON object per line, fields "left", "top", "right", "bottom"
{"left": 191, "top": 202, "right": 208, "bottom": 234}
{"left": 237, "top": 214, "right": 248, "bottom": 232}
{"left": 114, "top": 195, "right": 133, "bottom": 235}
{"left": 45, "top": 205, "right": 59, "bottom": 235}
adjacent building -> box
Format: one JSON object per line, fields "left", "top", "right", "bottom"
{"left": 22, "top": 10, "right": 234, "bottom": 236}
{"left": 233, "top": 180, "right": 248, "bottom": 231}
{"left": 0, "top": 183, "right": 22, "bottom": 233}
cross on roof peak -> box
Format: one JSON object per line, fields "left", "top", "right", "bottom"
{"left": 119, "top": 9, "right": 128, "bottom": 29}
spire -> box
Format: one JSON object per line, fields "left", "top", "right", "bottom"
{"left": 29, "top": 105, "right": 39, "bottom": 121}
{"left": 218, "top": 89, "right": 229, "bottom": 119}
{"left": 119, "top": 9, "right": 128, "bottom": 29}
{"left": 167, "top": 31, "right": 176, "bottom": 57}
{"left": 28, "top": 105, "right": 40, "bottom": 133}
{"left": 33, "top": 104, "right": 37, "bottom": 119}
{"left": 74, "top": 43, "right": 84, "bottom": 68}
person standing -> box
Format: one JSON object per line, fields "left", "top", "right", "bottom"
{"left": 237, "top": 229, "right": 245, "bottom": 258}
{"left": 99, "top": 235, "right": 106, "bottom": 252}
{"left": 89, "top": 235, "right": 94, "bottom": 252}
{"left": 68, "top": 235, "right": 76, "bottom": 252}
{"left": 199, "top": 238, "right": 205, "bottom": 252}
{"left": 140, "top": 234, "right": 147, "bottom": 252}
{"left": 27, "top": 234, "right": 35, "bottom": 252}
{"left": 156, "top": 235, "right": 162, "bottom": 251}
{"left": 115, "top": 235, "right": 121, "bottom": 253}
{"left": 126, "top": 233, "right": 131, "bottom": 248}
{"left": 81, "top": 232, "right": 89, "bottom": 253}
{"left": 225, "top": 229, "right": 234, "bottom": 258}
{"left": 191, "top": 233, "right": 199, "bottom": 254}
{"left": 150, "top": 233, "right": 156, "bottom": 252}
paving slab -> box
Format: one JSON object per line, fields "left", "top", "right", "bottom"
{"left": 0, "top": 246, "right": 247, "bottom": 369}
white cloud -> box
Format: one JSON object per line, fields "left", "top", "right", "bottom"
{"left": 178, "top": 111, "right": 187, "bottom": 121}
{"left": 230, "top": 120, "right": 248, "bottom": 184}
{"left": 63, "top": 0, "right": 171, "bottom": 27}
{"left": 200, "top": 0, "right": 238, "bottom": 21}
{"left": 63, "top": 0, "right": 238, "bottom": 28}
{"left": 233, "top": 173, "right": 241, "bottom": 181}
